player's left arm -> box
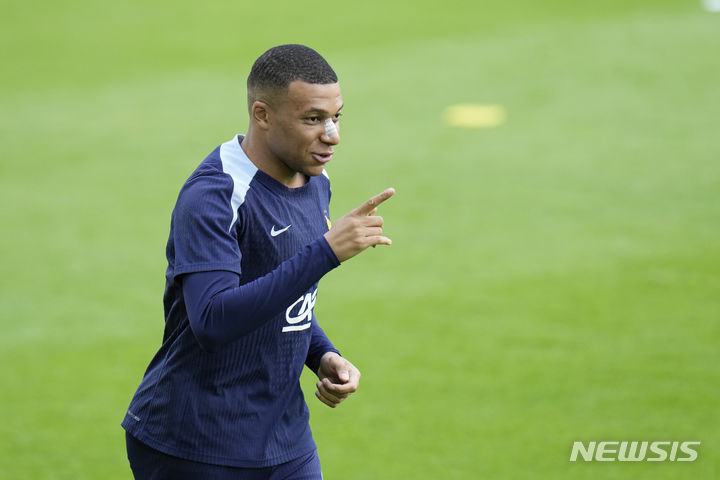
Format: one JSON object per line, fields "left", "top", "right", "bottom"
{"left": 304, "top": 316, "right": 360, "bottom": 407}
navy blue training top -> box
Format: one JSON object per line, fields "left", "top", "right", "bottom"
{"left": 122, "top": 135, "right": 341, "bottom": 467}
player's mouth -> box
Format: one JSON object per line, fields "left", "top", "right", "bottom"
{"left": 311, "top": 152, "right": 333, "bottom": 163}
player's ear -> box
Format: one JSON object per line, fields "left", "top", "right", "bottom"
{"left": 251, "top": 101, "right": 271, "bottom": 130}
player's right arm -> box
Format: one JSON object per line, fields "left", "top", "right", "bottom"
{"left": 180, "top": 187, "right": 395, "bottom": 352}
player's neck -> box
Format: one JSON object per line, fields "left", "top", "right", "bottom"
{"left": 241, "top": 131, "right": 307, "bottom": 188}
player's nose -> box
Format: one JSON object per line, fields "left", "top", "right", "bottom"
{"left": 321, "top": 131, "right": 340, "bottom": 145}
{"left": 322, "top": 119, "right": 340, "bottom": 145}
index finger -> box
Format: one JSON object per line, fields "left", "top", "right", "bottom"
{"left": 352, "top": 188, "right": 395, "bottom": 216}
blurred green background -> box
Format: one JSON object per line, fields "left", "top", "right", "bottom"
{"left": 1, "top": 1, "right": 718, "bottom": 478}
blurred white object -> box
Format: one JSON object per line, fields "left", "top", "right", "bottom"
{"left": 324, "top": 118, "right": 338, "bottom": 139}
{"left": 703, "top": 0, "right": 720, "bottom": 11}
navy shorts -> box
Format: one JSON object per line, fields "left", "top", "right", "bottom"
{"left": 126, "top": 432, "right": 322, "bottom": 480}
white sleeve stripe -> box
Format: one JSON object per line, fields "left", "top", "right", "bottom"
{"left": 219, "top": 135, "right": 258, "bottom": 232}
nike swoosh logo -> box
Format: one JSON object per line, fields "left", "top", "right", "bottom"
{"left": 270, "top": 225, "right": 292, "bottom": 237}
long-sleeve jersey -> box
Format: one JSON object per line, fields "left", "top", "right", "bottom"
{"left": 122, "top": 135, "right": 341, "bottom": 467}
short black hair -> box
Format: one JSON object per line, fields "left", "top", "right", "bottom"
{"left": 247, "top": 44, "right": 337, "bottom": 106}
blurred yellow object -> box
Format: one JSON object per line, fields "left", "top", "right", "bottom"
{"left": 442, "top": 103, "right": 507, "bottom": 128}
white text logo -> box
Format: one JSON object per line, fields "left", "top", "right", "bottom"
{"left": 569, "top": 441, "right": 700, "bottom": 462}
{"left": 283, "top": 289, "right": 317, "bottom": 332}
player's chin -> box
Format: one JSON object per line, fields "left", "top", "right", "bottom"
{"left": 304, "top": 164, "right": 327, "bottom": 177}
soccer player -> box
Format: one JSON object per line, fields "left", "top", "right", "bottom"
{"left": 121, "top": 44, "right": 394, "bottom": 479}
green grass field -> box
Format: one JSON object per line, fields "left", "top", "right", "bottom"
{"left": 2, "top": 1, "right": 719, "bottom": 478}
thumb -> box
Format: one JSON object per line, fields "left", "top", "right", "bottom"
{"left": 339, "top": 370, "right": 350, "bottom": 382}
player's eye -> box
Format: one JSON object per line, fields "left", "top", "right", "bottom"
{"left": 333, "top": 113, "right": 342, "bottom": 120}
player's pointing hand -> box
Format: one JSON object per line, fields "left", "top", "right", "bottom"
{"left": 324, "top": 188, "right": 395, "bottom": 262}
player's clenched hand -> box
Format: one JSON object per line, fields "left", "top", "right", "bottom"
{"left": 324, "top": 188, "right": 395, "bottom": 263}
{"left": 315, "top": 352, "right": 361, "bottom": 408}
